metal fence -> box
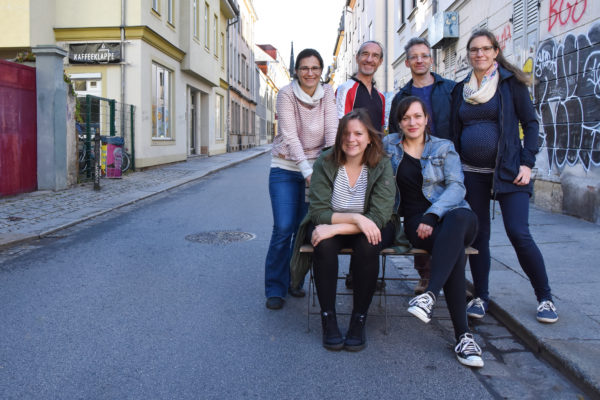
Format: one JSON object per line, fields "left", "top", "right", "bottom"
{"left": 76, "top": 95, "right": 135, "bottom": 185}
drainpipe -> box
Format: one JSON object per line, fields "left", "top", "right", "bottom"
{"left": 121, "top": 0, "right": 126, "bottom": 138}
{"left": 226, "top": 15, "right": 239, "bottom": 153}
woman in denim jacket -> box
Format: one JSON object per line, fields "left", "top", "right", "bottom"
{"left": 383, "top": 96, "right": 484, "bottom": 368}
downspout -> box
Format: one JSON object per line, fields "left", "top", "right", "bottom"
{"left": 432, "top": 0, "right": 438, "bottom": 69}
{"left": 385, "top": 0, "right": 389, "bottom": 91}
{"left": 226, "top": 15, "right": 239, "bottom": 152}
{"left": 121, "top": 0, "right": 126, "bottom": 137}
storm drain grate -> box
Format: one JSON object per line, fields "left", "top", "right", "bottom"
{"left": 185, "top": 231, "right": 256, "bottom": 244}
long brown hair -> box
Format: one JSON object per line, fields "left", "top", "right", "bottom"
{"left": 467, "top": 29, "right": 531, "bottom": 86}
{"left": 330, "top": 109, "right": 384, "bottom": 168}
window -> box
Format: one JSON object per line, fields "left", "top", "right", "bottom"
{"left": 213, "top": 15, "right": 218, "bottom": 55}
{"left": 204, "top": 2, "right": 210, "bottom": 49}
{"left": 193, "top": 0, "right": 198, "bottom": 38}
{"left": 167, "top": 0, "right": 174, "bottom": 24}
{"left": 221, "top": 32, "right": 225, "bottom": 68}
{"left": 152, "top": 0, "right": 159, "bottom": 13}
{"left": 216, "top": 94, "right": 224, "bottom": 140}
{"left": 400, "top": 0, "right": 404, "bottom": 24}
{"left": 152, "top": 63, "right": 172, "bottom": 139}
{"left": 242, "top": 55, "right": 247, "bottom": 88}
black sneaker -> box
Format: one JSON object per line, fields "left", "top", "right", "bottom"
{"left": 265, "top": 297, "right": 284, "bottom": 310}
{"left": 455, "top": 333, "right": 484, "bottom": 368}
{"left": 407, "top": 291, "right": 435, "bottom": 323}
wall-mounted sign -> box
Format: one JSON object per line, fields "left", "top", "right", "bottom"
{"left": 69, "top": 43, "right": 121, "bottom": 64}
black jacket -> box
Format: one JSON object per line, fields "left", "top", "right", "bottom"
{"left": 450, "top": 65, "right": 539, "bottom": 195}
{"left": 388, "top": 72, "right": 456, "bottom": 139}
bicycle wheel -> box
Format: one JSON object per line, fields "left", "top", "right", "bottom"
{"left": 121, "top": 150, "right": 131, "bottom": 173}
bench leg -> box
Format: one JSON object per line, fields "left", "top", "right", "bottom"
{"left": 382, "top": 254, "right": 388, "bottom": 335}
{"left": 307, "top": 255, "right": 313, "bottom": 333}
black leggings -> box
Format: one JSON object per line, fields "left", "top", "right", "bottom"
{"left": 405, "top": 208, "right": 477, "bottom": 340}
{"left": 308, "top": 221, "right": 395, "bottom": 315}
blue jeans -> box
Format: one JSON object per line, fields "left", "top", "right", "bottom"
{"left": 464, "top": 172, "right": 552, "bottom": 302}
{"left": 264, "top": 168, "right": 308, "bottom": 298}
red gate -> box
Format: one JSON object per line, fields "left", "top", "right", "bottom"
{"left": 0, "top": 60, "right": 37, "bottom": 196}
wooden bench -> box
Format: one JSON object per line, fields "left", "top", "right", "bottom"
{"left": 299, "top": 244, "right": 478, "bottom": 334}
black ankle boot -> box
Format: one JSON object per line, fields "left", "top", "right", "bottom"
{"left": 321, "top": 311, "right": 344, "bottom": 351}
{"left": 344, "top": 313, "right": 367, "bottom": 351}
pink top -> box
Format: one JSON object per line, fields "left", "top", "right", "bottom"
{"left": 271, "top": 83, "right": 338, "bottom": 175}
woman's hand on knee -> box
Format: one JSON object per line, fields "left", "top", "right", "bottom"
{"left": 311, "top": 224, "right": 337, "bottom": 247}
{"left": 416, "top": 223, "right": 434, "bottom": 239}
{"left": 356, "top": 216, "right": 381, "bottom": 245}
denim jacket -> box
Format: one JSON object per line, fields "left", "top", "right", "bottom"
{"left": 382, "top": 133, "right": 470, "bottom": 219}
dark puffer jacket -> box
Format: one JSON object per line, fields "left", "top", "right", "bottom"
{"left": 450, "top": 65, "right": 539, "bottom": 195}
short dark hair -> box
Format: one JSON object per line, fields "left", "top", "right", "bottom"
{"left": 356, "top": 40, "right": 384, "bottom": 60}
{"left": 330, "top": 109, "right": 384, "bottom": 168}
{"left": 294, "top": 48, "right": 324, "bottom": 79}
{"left": 404, "top": 37, "right": 431, "bottom": 56}
{"left": 395, "top": 96, "right": 430, "bottom": 139}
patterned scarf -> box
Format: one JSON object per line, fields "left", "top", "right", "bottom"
{"left": 463, "top": 62, "right": 499, "bottom": 104}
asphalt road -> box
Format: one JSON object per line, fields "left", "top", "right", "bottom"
{"left": 0, "top": 154, "right": 583, "bottom": 399}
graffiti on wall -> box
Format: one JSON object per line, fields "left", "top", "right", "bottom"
{"left": 548, "top": 0, "right": 587, "bottom": 32}
{"left": 496, "top": 24, "right": 513, "bottom": 51}
{"left": 534, "top": 22, "right": 600, "bottom": 171}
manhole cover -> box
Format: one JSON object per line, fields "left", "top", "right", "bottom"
{"left": 185, "top": 231, "right": 255, "bottom": 244}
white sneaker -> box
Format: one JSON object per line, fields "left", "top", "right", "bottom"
{"left": 407, "top": 291, "right": 435, "bottom": 323}
{"left": 455, "top": 333, "right": 484, "bottom": 368}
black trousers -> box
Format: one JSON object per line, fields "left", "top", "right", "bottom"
{"left": 307, "top": 221, "right": 395, "bottom": 315}
{"left": 404, "top": 208, "right": 477, "bottom": 340}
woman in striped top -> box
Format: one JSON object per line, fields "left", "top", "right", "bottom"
{"left": 264, "top": 49, "right": 338, "bottom": 311}
{"left": 292, "top": 109, "right": 396, "bottom": 351}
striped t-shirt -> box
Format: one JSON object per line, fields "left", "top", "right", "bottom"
{"left": 331, "top": 165, "right": 368, "bottom": 213}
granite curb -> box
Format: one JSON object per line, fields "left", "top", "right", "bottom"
{"left": 469, "top": 280, "right": 600, "bottom": 399}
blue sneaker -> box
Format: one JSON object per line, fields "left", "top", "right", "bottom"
{"left": 466, "top": 297, "right": 488, "bottom": 319}
{"left": 537, "top": 300, "right": 558, "bottom": 323}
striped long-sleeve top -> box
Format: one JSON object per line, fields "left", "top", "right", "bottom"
{"left": 271, "top": 83, "right": 338, "bottom": 177}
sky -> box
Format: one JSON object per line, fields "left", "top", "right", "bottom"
{"left": 253, "top": 0, "right": 347, "bottom": 73}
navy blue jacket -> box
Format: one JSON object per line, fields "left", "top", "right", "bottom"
{"left": 450, "top": 65, "right": 539, "bottom": 195}
{"left": 388, "top": 72, "right": 456, "bottom": 139}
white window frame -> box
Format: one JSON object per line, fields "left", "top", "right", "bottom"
{"left": 193, "top": 0, "right": 198, "bottom": 38}
{"left": 213, "top": 14, "right": 218, "bottom": 55}
{"left": 167, "top": 0, "right": 174, "bottom": 25}
{"left": 216, "top": 94, "right": 224, "bottom": 140}
{"left": 204, "top": 2, "right": 210, "bottom": 49}
{"left": 152, "top": 63, "right": 172, "bottom": 140}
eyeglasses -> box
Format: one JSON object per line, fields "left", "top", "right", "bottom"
{"left": 407, "top": 54, "right": 431, "bottom": 61}
{"left": 359, "top": 51, "right": 382, "bottom": 61}
{"left": 297, "top": 66, "right": 322, "bottom": 73}
{"left": 469, "top": 46, "right": 495, "bottom": 55}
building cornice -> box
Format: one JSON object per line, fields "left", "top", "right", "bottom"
{"left": 54, "top": 26, "right": 186, "bottom": 62}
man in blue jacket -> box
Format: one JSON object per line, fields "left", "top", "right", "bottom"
{"left": 387, "top": 37, "right": 456, "bottom": 294}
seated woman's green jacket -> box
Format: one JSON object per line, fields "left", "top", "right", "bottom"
{"left": 290, "top": 148, "right": 411, "bottom": 289}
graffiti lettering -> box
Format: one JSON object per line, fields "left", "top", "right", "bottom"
{"left": 496, "top": 24, "right": 512, "bottom": 51}
{"left": 534, "top": 23, "right": 600, "bottom": 171}
{"left": 548, "top": 0, "right": 587, "bottom": 32}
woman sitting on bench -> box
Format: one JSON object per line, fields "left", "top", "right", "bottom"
{"left": 291, "top": 109, "right": 395, "bottom": 351}
{"left": 383, "top": 96, "right": 484, "bottom": 368}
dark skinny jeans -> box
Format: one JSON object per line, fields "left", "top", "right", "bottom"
{"left": 464, "top": 171, "right": 552, "bottom": 303}
{"left": 405, "top": 208, "right": 477, "bottom": 340}
{"left": 308, "top": 221, "right": 395, "bottom": 315}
